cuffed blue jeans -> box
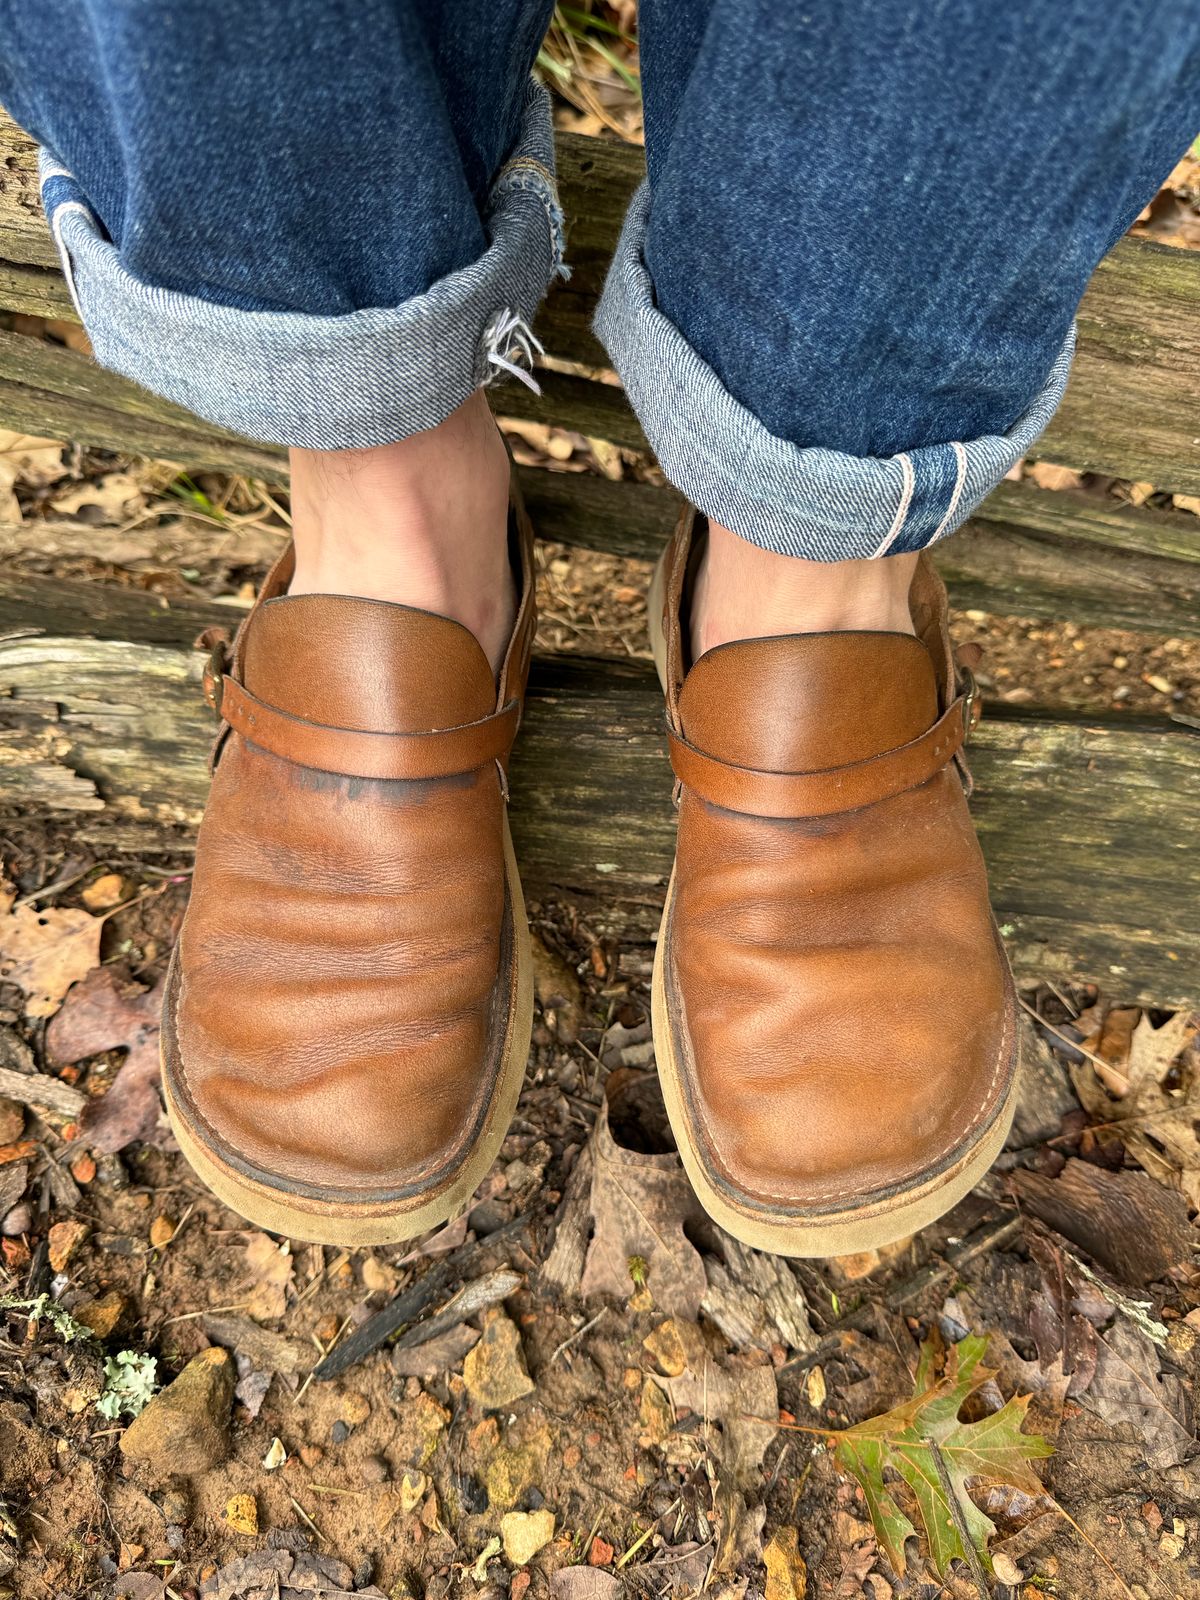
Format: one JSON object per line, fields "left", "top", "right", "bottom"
{"left": 1, "top": 2, "right": 1197, "bottom": 560}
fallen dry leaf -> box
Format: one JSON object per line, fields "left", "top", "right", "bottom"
{"left": 1026, "top": 1232, "right": 1097, "bottom": 1397}
{"left": 81, "top": 873, "right": 125, "bottom": 912}
{"left": 663, "top": 1357, "right": 778, "bottom": 1488}
{"left": 50, "top": 470, "right": 146, "bottom": 523}
{"left": 1024, "top": 461, "right": 1084, "bottom": 493}
{"left": 0, "top": 902, "right": 103, "bottom": 1018}
{"left": 0, "top": 430, "right": 68, "bottom": 521}
{"left": 241, "top": 1233, "right": 295, "bottom": 1322}
{"left": 391, "top": 1323, "right": 479, "bottom": 1379}
{"left": 1071, "top": 1010, "right": 1200, "bottom": 1208}
{"left": 549, "top": 1570, "right": 620, "bottom": 1600}
{"left": 1085, "top": 1319, "right": 1193, "bottom": 1470}
{"left": 580, "top": 1071, "right": 707, "bottom": 1316}
{"left": 46, "top": 966, "right": 166, "bottom": 1153}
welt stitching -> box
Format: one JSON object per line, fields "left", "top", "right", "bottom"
{"left": 674, "top": 908, "right": 1015, "bottom": 1206}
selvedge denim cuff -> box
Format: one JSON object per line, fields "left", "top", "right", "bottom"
{"left": 595, "top": 183, "right": 1077, "bottom": 562}
{"left": 39, "top": 78, "right": 564, "bottom": 450}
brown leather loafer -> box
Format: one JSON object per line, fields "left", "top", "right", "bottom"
{"left": 161, "top": 491, "right": 536, "bottom": 1245}
{"left": 649, "top": 510, "right": 1019, "bottom": 1257}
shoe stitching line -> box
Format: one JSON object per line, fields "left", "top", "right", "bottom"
{"left": 675, "top": 915, "right": 1016, "bottom": 1208}
{"left": 171, "top": 881, "right": 516, "bottom": 1198}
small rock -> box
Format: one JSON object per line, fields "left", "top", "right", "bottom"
{"left": 149, "top": 1215, "right": 176, "bottom": 1248}
{"left": 69, "top": 1152, "right": 97, "bottom": 1185}
{"left": 468, "top": 1199, "right": 511, "bottom": 1236}
{"left": 361, "top": 1454, "right": 389, "bottom": 1484}
{"left": 331, "top": 1419, "right": 350, "bottom": 1445}
{"left": 638, "top": 1378, "right": 673, "bottom": 1447}
{"left": 462, "top": 1308, "right": 534, "bottom": 1409}
{"left": 805, "top": 1366, "right": 826, "bottom": 1410}
{"left": 82, "top": 872, "right": 124, "bottom": 911}
{"left": 299, "top": 1444, "right": 324, "bottom": 1468}
{"left": 74, "top": 1290, "right": 125, "bottom": 1340}
{"left": 2, "top": 1202, "right": 31, "bottom": 1238}
{"left": 588, "top": 1536, "right": 615, "bottom": 1568}
{"left": 992, "top": 1552, "right": 1022, "bottom": 1586}
{"left": 119, "top": 1347, "right": 235, "bottom": 1475}
{"left": 399, "top": 1469, "right": 428, "bottom": 1514}
{"left": 222, "top": 1493, "right": 258, "bottom": 1536}
{"left": 763, "top": 1527, "right": 807, "bottom": 1600}
{"left": 501, "top": 1510, "right": 556, "bottom": 1566}
{"left": 0, "top": 1097, "right": 24, "bottom": 1145}
{"left": 160, "top": 1489, "right": 189, "bottom": 1524}
{"left": 642, "top": 1318, "right": 703, "bottom": 1378}
{"left": 341, "top": 1390, "right": 371, "bottom": 1425}
{"left": 1159, "top": 1530, "right": 1186, "bottom": 1561}
{"left": 262, "top": 1436, "right": 287, "bottom": 1469}
{"left": 47, "top": 1218, "right": 89, "bottom": 1273}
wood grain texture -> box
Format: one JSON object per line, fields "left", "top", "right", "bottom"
{"left": 2, "top": 629, "right": 1197, "bottom": 1003}
{"left": 0, "top": 464, "right": 1196, "bottom": 643}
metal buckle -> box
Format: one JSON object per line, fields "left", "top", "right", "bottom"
{"left": 195, "top": 626, "right": 231, "bottom": 717}
{"left": 959, "top": 664, "right": 980, "bottom": 741}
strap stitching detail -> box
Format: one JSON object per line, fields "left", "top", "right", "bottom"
{"left": 669, "top": 696, "right": 969, "bottom": 818}
{"left": 220, "top": 677, "right": 519, "bottom": 780}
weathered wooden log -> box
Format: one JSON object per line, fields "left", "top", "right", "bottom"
{"left": 1, "top": 628, "right": 1197, "bottom": 1002}
{"left": 2, "top": 116, "right": 1200, "bottom": 491}
{"left": 1, "top": 470, "right": 1198, "bottom": 643}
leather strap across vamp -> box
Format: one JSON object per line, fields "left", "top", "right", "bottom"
{"left": 648, "top": 509, "right": 1018, "bottom": 1257}
{"left": 161, "top": 487, "right": 537, "bottom": 1245}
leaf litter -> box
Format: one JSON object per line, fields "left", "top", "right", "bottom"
{"left": 45, "top": 964, "right": 167, "bottom": 1152}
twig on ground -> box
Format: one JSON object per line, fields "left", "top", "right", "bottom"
{"left": 391, "top": 1268, "right": 523, "bottom": 1352}
{"left": 311, "top": 1212, "right": 533, "bottom": 1381}
{"left": 549, "top": 1305, "right": 607, "bottom": 1365}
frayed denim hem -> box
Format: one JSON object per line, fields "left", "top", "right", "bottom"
{"left": 39, "top": 78, "right": 563, "bottom": 451}
{"left": 594, "top": 183, "right": 1076, "bottom": 562}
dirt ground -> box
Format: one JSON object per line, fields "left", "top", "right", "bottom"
{"left": 0, "top": 818, "right": 1198, "bottom": 1600}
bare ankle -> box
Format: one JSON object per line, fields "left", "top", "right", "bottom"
{"left": 690, "top": 521, "right": 917, "bottom": 659}
{"left": 288, "top": 391, "right": 516, "bottom": 674}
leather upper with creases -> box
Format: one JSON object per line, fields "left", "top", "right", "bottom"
{"left": 168, "top": 512, "right": 533, "bottom": 1196}
{"left": 661, "top": 514, "right": 1016, "bottom": 1212}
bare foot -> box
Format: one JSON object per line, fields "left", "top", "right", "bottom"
{"left": 689, "top": 521, "right": 917, "bottom": 660}
{"left": 288, "top": 390, "right": 516, "bottom": 676}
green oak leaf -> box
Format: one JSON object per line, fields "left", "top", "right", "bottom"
{"left": 832, "top": 1334, "right": 1053, "bottom": 1578}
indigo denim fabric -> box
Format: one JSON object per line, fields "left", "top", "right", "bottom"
{"left": 0, "top": 0, "right": 561, "bottom": 448}
{"left": 596, "top": 0, "right": 1200, "bottom": 557}
{"left": 2, "top": 1, "right": 1198, "bottom": 556}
